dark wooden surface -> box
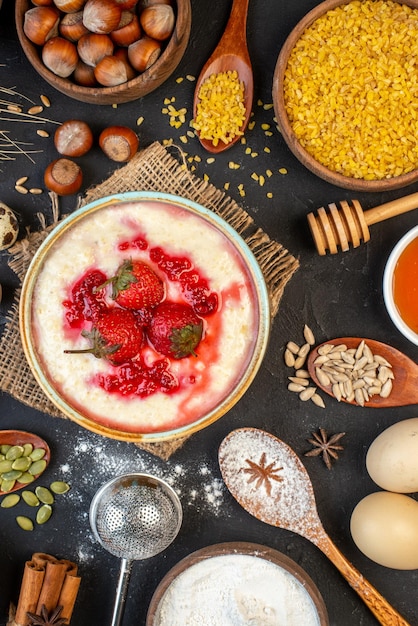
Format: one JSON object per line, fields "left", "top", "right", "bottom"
{"left": 0, "top": 1, "right": 417, "bottom": 625}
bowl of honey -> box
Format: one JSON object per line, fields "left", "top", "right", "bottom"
{"left": 383, "top": 225, "right": 418, "bottom": 346}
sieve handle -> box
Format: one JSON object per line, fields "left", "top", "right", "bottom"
{"left": 111, "top": 558, "right": 133, "bottom": 626}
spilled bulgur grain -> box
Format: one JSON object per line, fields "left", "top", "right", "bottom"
{"left": 283, "top": 0, "right": 418, "bottom": 180}
{"left": 192, "top": 70, "right": 246, "bottom": 146}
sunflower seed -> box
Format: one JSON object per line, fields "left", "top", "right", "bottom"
{"left": 288, "top": 376, "right": 309, "bottom": 387}
{"left": 288, "top": 382, "right": 306, "bottom": 393}
{"left": 299, "top": 386, "right": 316, "bottom": 401}
{"left": 295, "top": 369, "right": 310, "bottom": 378}
{"left": 286, "top": 341, "right": 300, "bottom": 354}
{"left": 284, "top": 349, "right": 295, "bottom": 367}
{"left": 315, "top": 367, "right": 331, "bottom": 387}
{"left": 303, "top": 324, "right": 315, "bottom": 346}
{"left": 298, "top": 343, "right": 311, "bottom": 358}
{"left": 294, "top": 355, "right": 307, "bottom": 369}
{"left": 311, "top": 393, "right": 325, "bottom": 408}
{"left": 380, "top": 379, "right": 393, "bottom": 398}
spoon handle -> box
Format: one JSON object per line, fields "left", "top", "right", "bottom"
{"left": 317, "top": 534, "right": 410, "bottom": 625}
{"left": 216, "top": 0, "right": 250, "bottom": 52}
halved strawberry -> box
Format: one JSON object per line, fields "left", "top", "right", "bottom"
{"left": 99, "top": 259, "right": 164, "bottom": 311}
{"left": 147, "top": 301, "right": 203, "bottom": 359}
{"left": 64, "top": 307, "right": 144, "bottom": 365}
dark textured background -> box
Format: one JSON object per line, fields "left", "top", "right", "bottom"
{"left": 0, "top": 1, "right": 417, "bottom": 624}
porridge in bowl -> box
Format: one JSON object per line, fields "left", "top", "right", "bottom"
{"left": 20, "top": 193, "right": 269, "bottom": 441}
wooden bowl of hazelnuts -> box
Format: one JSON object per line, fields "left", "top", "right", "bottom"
{"left": 15, "top": 0, "right": 191, "bottom": 104}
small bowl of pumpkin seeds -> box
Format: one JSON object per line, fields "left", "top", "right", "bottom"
{"left": 0, "top": 430, "right": 50, "bottom": 495}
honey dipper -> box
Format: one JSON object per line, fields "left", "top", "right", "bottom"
{"left": 307, "top": 190, "right": 418, "bottom": 255}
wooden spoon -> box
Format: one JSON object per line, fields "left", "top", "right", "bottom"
{"left": 307, "top": 337, "right": 418, "bottom": 408}
{"left": 193, "top": 0, "right": 253, "bottom": 153}
{"left": 0, "top": 430, "right": 50, "bottom": 495}
{"left": 219, "top": 428, "right": 411, "bottom": 626}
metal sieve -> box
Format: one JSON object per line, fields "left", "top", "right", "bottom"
{"left": 89, "top": 473, "right": 182, "bottom": 626}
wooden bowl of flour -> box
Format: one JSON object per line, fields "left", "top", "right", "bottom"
{"left": 146, "top": 542, "right": 329, "bottom": 625}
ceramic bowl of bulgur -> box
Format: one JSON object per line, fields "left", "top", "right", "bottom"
{"left": 273, "top": 0, "right": 418, "bottom": 191}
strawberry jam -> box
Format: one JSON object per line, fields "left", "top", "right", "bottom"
{"left": 63, "top": 269, "right": 107, "bottom": 328}
{"left": 150, "top": 247, "right": 218, "bottom": 316}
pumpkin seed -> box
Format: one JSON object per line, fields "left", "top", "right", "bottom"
{"left": 1, "top": 494, "right": 20, "bottom": 508}
{"left": 12, "top": 457, "right": 31, "bottom": 472}
{"left": 22, "top": 443, "right": 33, "bottom": 456}
{"left": 28, "top": 459, "right": 47, "bottom": 476}
{"left": 36, "top": 504, "right": 52, "bottom": 525}
{"left": 30, "top": 448, "right": 46, "bottom": 461}
{"left": 1, "top": 470, "right": 23, "bottom": 481}
{"left": 22, "top": 490, "right": 40, "bottom": 506}
{"left": 35, "top": 486, "right": 54, "bottom": 505}
{"left": 1, "top": 479, "right": 15, "bottom": 492}
{"left": 16, "top": 516, "right": 34, "bottom": 531}
{"left": 5, "top": 446, "right": 24, "bottom": 461}
{"left": 50, "top": 481, "right": 70, "bottom": 494}
{"left": 0, "top": 460, "right": 13, "bottom": 473}
{"left": 0, "top": 445, "right": 11, "bottom": 455}
{"left": 18, "top": 472, "right": 35, "bottom": 485}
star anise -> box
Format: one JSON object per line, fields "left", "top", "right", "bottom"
{"left": 304, "top": 428, "right": 345, "bottom": 470}
{"left": 27, "top": 605, "right": 68, "bottom": 626}
{"left": 242, "top": 452, "right": 284, "bottom": 496}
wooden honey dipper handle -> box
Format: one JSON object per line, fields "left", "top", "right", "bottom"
{"left": 364, "top": 190, "right": 418, "bottom": 226}
{"left": 308, "top": 190, "right": 418, "bottom": 255}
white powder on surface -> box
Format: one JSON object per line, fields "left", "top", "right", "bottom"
{"left": 57, "top": 434, "right": 226, "bottom": 564}
{"left": 153, "top": 554, "right": 321, "bottom": 626}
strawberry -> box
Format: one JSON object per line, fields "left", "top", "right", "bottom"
{"left": 147, "top": 301, "right": 203, "bottom": 359}
{"left": 99, "top": 259, "right": 164, "bottom": 311}
{"left": 64, "top": 307, "right": 144, "bottom": 365}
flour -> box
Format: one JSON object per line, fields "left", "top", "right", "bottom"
{"left": 58, "top": 434, "right": 226, "bottom": 563}
{"left": 152, "top": 554, "right": 321, "bottom": 626}
{"left": 219, "top": 429, "right": 318, "bottom": 541}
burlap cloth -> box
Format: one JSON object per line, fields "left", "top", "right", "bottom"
{"left": 0, "top": 141, "right": 299, "bottom": 460}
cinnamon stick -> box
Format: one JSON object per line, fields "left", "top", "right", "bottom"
{"left": 57, "top": 573, "right": 81, "bottom": 622}
{"left": 14, "top": 561, "right": 45, "bottom": 626}
{"left": 35, "top": 560, "right": 68, "bottom": 615}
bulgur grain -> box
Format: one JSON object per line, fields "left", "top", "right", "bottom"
{"left": 283, "top": 0, "right": 418, "bottom": 180}
{"left": 192, "top": 70, "right": 246, "bottom": 146}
